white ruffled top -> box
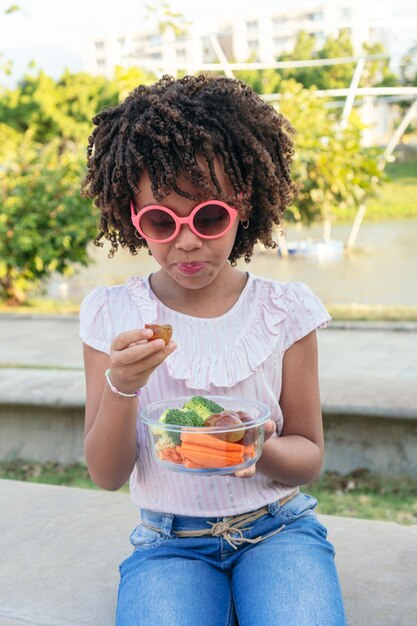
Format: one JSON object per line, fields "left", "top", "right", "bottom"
{"left": 80, "top": 272, "right": 330, "bottom": 517}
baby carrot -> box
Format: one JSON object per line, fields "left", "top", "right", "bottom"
{"left": 180, "top": 443, "right": 243, "bottom": 463}
{"left": 180, "top": 432, "right": 244, "bottom": 452}
{"left": 181, "top": 451, "right": 240, "bottom": 468}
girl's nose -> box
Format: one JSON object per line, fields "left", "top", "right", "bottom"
{"left": 174, "top": 224, "right": 203, "bottom": 251}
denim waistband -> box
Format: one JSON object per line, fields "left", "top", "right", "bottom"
{"left": 139, "top": 489, "right": 299, "bottom": 535}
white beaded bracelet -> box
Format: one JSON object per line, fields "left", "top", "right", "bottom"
{"left": 104, "top": 369, "right": 141, "bottom": 398}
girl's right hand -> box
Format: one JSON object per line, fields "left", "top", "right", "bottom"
{"left": 108, "top": 327, "right": 176, "bottom": 395}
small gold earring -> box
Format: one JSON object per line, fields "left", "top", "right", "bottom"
{"left": 241, "top": 220, "right": 250, "bottom": 230}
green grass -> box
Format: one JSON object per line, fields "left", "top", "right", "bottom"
{"left": 0, "top": 298, "right": 79, "bottom": 315}
{"left": 1, "top": 462, "right": 416, "bottom": 525}
{"left": 308, "top": 470, "right": 417, "bottom": 526}
{"left": 326, "top": 304, "right": 417, "bottom": 322}
{"left": 366, "top": 158, "right": 417, "bottom": 220}
{"left": 0, "top": 461, "right": 103, "bottom": 491}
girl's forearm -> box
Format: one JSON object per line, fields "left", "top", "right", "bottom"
{"left": 84, "top": 387, "right": 138, "bottom": 490}
{"left": 256, "top": 434, "right": 323, "bottom": 486}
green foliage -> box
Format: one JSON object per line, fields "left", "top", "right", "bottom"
{"left": 144, "top": 0, "right": 190, "bottom": 37}
{"left": 398, "top": 43, "right": 417, "bottom": 135}
{"left": 0, "top": 70, "right": 113, "bottom": 302}
{"left": 234, "top": 67, "right": 282, "bottom": 95}
{"left": 399, "top": 43, "right": 417, "bottom": 87}
{"left": 275, "top": 80, "right": 384, "bottom": 223}
{"left": 278, "top": 30, "right": 355, "bottom": 90}
{"left": 4, "top": 4, "right": 20, "bottom": 15}
{"left": 0, "top": 132, "right": 97, "bottom": 303}
{"left": 0, "top": 70, "right": 119, "bottom": 142}
{"left": 361, "top": 42, "right": 397, "bottom": 88}
{"left": 113, "top": 65, "right": 157, "bottom": 101}
{"left": 277, "top": 30, "right": 397, "bottom": 91}
{"left": 0, "top": 66, "right": 156, "bottom": 303}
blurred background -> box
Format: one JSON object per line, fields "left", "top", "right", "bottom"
{"left": 1, "top": 1, "right": 417, "bottom": 525}
{"left": 0, "top": 0, "right": 416, "bottom": 318}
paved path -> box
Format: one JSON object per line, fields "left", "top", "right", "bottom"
{"left": 0, "top": 315, "right": 416, "bottom": 417}
{"left": 1, "top": 479, "right": 416, "bottom": 626}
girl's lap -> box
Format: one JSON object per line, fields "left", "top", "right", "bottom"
{"left": 116, "top": 496, "right": 346, "bottom": 626}
{"left": 231, "top": 515, "right": 346, "bottom": 626}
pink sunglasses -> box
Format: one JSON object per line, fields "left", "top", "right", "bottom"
{"left": 130, "top": 200, "right": 238, "bottom": 243}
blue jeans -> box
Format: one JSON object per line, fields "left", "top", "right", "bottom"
{"left": 116, "top": 493, "right": 347, "bottom": 625}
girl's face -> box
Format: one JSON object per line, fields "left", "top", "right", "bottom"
{"left": 133, "top": 159, "right": 241, "bottom": 293}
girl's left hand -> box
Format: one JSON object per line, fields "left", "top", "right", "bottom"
{"left": 233, "top": 419, "right": 277, "bottom": 479}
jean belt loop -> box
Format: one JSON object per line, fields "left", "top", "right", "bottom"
{"left": 267, "top": 500, "right": 280, "bottom": 516}
{"left": 268, "top": 488, "right": 300, "bottom": 516}
{"left": 161, "top": 513, "right": 174, "bottom": 537}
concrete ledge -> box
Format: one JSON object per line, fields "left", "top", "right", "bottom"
{"left": 1, "top": 480, "right": 416, "bottom": 626}
{"left": 2, "top": 397, "right": 417, "bottom": 476}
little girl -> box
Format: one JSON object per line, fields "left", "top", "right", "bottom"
{"left": 80, "top": 75, "right": 346, "bottom": 625}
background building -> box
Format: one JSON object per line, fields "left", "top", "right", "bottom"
{"left": 84, "top": 0, "right": 391, "bottom": 77}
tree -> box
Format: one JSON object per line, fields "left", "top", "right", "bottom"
{"left": 274, "top": 80, "right": 384, "bottom": 227}
{"left": 234, "top": 67, "right": 282, "bottom": 95}
{"left": 0, "top": 131, "right": 97, "bottom": 304}
{"left": 277, "top": 30, "right": 397, "bottom": 91}
{"left": 144, "top": 0, "right": 189, "bottom": 37}
{"left": 277, "top": 29, "right": 355, "bottom": 90}
{"left": 0, "top": 70, "right": 120, "bottom": 143}
{"left": 361, "top": 42, "right": 397, "bottom": 88}
{"left": 0, "top": 3, "right": 20, "bottom": 75}
{"left": 399, "top": 42, "right": 417, "bottom": 86}
{"left": 397, "top": 42, "right": 417, "bottom": 137}
{"left": 0, "top": 68, "right": 155, "bottom": 303}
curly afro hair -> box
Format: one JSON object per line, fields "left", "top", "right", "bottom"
{"left": 82, "top": 74, "right": 298, "bottom": 263}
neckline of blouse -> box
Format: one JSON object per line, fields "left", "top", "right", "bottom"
{"left": 143, "top": 271, "right": 253, "bottom": 323}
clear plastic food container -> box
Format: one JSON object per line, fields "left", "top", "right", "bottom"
{"left": 141, "top": 395, "right": 271, "bottom": 475}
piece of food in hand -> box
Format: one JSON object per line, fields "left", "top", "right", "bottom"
{"left": 182, "top": 396, "right": 224, "bottom": 420}
{"left": 204, "top": 411, "right": 245, "bottom": 443}
{"left": 159, "top": 408, "right": 205, "bottom": 445}
{"left": 145, "top": 323, "right": 173, "bottom": 344}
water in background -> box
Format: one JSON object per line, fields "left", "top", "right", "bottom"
{"left": 47, "top": 220, "right": 417, "bottom": 307}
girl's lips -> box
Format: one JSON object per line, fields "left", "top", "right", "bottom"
{"left": 176, "top": 262, "right": 207, "bottom": 275}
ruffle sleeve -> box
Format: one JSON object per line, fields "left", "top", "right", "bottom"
{"left": 281, "top": 282, "right": 331, "bottom": 351}
{"left": 79, "top": 286, "right": 113, "bottom": 354}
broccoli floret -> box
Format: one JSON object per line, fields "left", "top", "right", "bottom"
{"left": 182, "top": 396, "right": 224, "bottom": 420}
{"left": 159, "top": 408, "right": 205, "bottom": 444}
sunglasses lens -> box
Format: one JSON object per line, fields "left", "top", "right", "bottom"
{"left": 194, "top": 203, "right": 231, "bottom": 236}
{"left": 139, "top": 209, "right": 176, "bottom": 240}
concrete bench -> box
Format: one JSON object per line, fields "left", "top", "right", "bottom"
{"left": 1, "top": 480, "right": 416, "bottom": 626}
